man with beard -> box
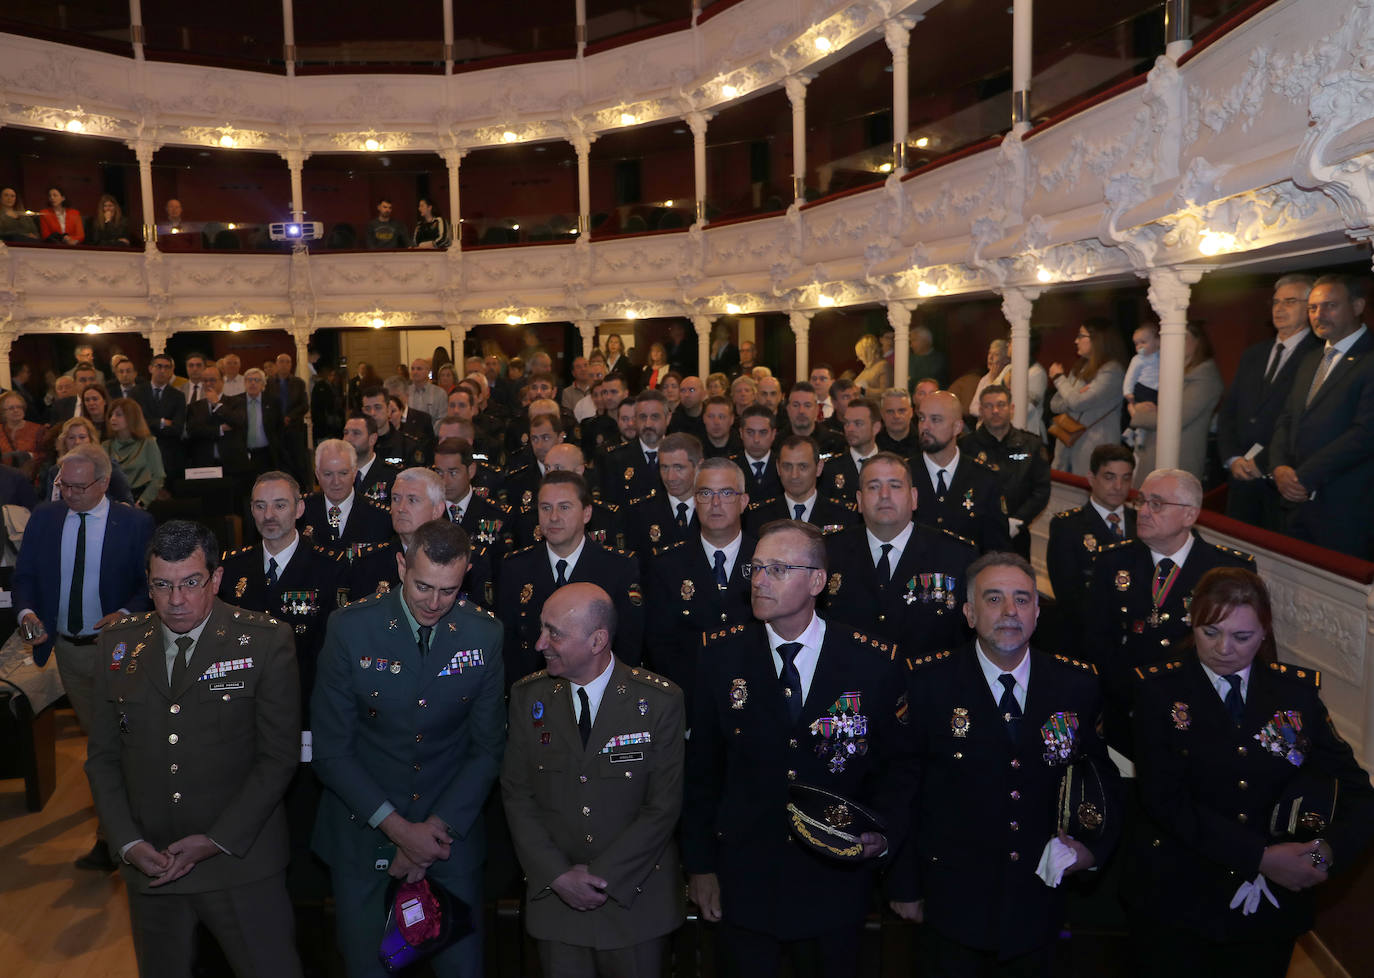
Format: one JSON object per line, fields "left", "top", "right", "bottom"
{"left": 912, "top": 391, "right": 1010, "bottom": 553}
{"left": 961, "top": 385, "right": 1050, "bottom": 559}
{"left": 600, "top": 391, "right": 669, "bottom": 505}
{"left": 342, "top": 413, "right": 399, "bottom": 508}
{"left": 820, "top": 396, "right": 883, "bottom": 504}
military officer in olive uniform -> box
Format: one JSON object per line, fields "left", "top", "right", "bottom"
{"left": 822, "top": 453, "right": 977, "bottom": 657}
{"left": 684, "top": 521, "right": 917, "bottom": 977}
{"left": 960, "top": 384, "right": 1051, "bottom": 559}
{"left": 912, "top": 391, "right": 1011, "bottom": 553}
{"left": 1084, "top": 468, "right": 1254, "bottom": 756}
{"left": 497, "top": 471, "right": 645, "bottom": 689}
{"left": 312, "top": 519, "right": 506, "bottom": 978}
{"left": 502, "top": 583, "right": 685, "bottom": 977}
{"left": 85, "top": 520, "right": 304, "bottom": 978}
{"left": 743, "top": 435, "right": 860, "bottom": 536}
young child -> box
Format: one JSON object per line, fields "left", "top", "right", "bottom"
{"left": 1122, "top": 323, "right": 1159, "bottom": 448}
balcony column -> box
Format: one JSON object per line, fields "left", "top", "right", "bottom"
{"left": 686, "top": 111, "right": 712, "bottom": 226}
{"left": 443, "top": 149, "right": 464, "bottom": 250}
{"left": 789, "top": 311, "right": 813, "bottom": 380}
{"left": 281, "top": 0, "right": 296, "bottom": 76}
{"left": 1147, "top": 267, "right": 1205, "bottom": 471}
{"left": 572, "top": 134, "right": 593, "bottom": 236}
{"left": 442, "top": 0, "right": 454, "bottom": 74}
{"left": 447, "top": 322, "right": 468, "bottom": 363}
{"left": 0, "top": 329, "right": 14, "bottom": 390}
{"left": 291, "top": 327, "right": 313, "bottom": 384}
{"left": 1011, "top": 0, "right": 1032, "bottom": 134}
{"left": 1165, "top": 0, "right": 1193, "bottom": 60}
{"left": 784, "top": 75, "right": 811, "bottom": 204}
{"left": 282, "top": 150, "right": 309, "bottom": 225}
{"left": 128, "top": 139, "right": 159, "bottom": 251}
{"left": 1000, "top": 288, "right": 1040, "bottom": 428}
{"left": 129, "top": 0, "right": 144, "bottom": 60}
{"left": 887, "top": 302, "right": 912, "bottom": 392}
{"left": 693, "top": 315, "right": 712, "bottom": 378}
{"left": 883, "top": 19, "right": 913, "bottom": 174}
{"left": 577, "top": 320, "right": 598, "bottom": 359}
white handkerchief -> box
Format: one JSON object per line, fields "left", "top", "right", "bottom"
{"left": 1229, "top": 873, "right": 1280, "bottom": 916}
{"left": 1035, "top": 836, "right": 1078, "bottom": 888}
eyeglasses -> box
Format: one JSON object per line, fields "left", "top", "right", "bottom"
{"left": 695, "top": 488, "right": 742, "bottom": 502}
{"left": 149, "top": 576, "right": 210, "bottom": 596}
{"left": 55, "top": 478, "right": 100, "bottom": 493}
{"left": 743, "top": 562, "right": 821, "bottom": 581}
{"left": 1134, "top": 495, "right": 1195, "bottom": 513}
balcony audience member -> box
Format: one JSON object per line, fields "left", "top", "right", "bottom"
{"left": 270, "top": 353, "right": 312, "bottom": 486}
{"left": 1126, "top": 321, "right": 1224, "bottom": 487}
{"left": 1216, "top": 274, "right": 1320, "bottom": 528}
{"left": 62, "top": 344, "right": 107, "bottom": 384}
{"left": 412, "top": 195, "right": 451, "bottom": 249}
{"left": 908, "top": 324, "right": 948, "bottom": 389}
{"left": 1047, "top": 318, "right": 1126, "bottom": 475}
{"left": 103, "top": 398, "right": 165, "bottom": 509}
{"left": 365, "top": 198, "right": 411, "bottom": 249}
{"left": 973, "top": 339, "right": 1010, "bottom": 407}
{"left": 854, "top": 333, "right": 893, "bottom": 395}
{"left": 1269, "top": 273, "right": 1374, "bottom": 559}
{"left": 1120, "top": 324, "right": 1161, "bottom": 454}
{"left": 10, "top": 362, "right": 44, "bottom": 422}
{"left": 665, "top": 320, "right": 695, "bottom": 376}
{"left": 0, "top": 390, "right": 45, "bottom": 481}
{"left": 38, "top": 185, "right": 83, "bottom": 245}
{"left": 40, "top": 417, "right": 134, "bottom": 504}
{"left": 0, "top": 187, "right": 39, "bottom": 241}
{"left": 162, "top": 198, "right": 186, "bottom": 234}
{"left": 434, "top": 362, "right": 459, "bottom": 393}
{"left": 78, "top": 383, "right": 111, "bottom": 431}
{"left": 87, "top": 194, "right": 131, "bottom": 247}
{"left": 706, "top": 371, "right": 729, "bottom": 398}
{"left": 602, "top": 333, "right": 631, "bottom": 382}
{"left": 641, "top": 342, "right": 671, "bottom": 391}
{"left": 220, "top": 353, "right": 246, "bottom": 396}
{"left": 406, "top": 357, "right": 449, "bottom": 423}
{"left": 709, "top": 321, "right": 740, "bottom": 377}
{"left": 992, "top": 331, "right": 1049, "bottom": 443}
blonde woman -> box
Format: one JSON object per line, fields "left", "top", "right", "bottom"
{"left": 39, "top": 416, "right": 134, "bottom": 503}
{"left": 854, "top": 334, "right": 893, "bottom": 394}
{"left": 104, "top": 397, "right": 165, "bottom": 507}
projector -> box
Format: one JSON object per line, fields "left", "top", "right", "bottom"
{"left": 269, "top": 221, "right": 324, "bottom": 242}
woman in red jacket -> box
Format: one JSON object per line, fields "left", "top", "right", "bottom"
{"left": 38, "top": 185, "right": 83, "bottom": 245}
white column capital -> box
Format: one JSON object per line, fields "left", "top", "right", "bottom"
{"left": 279, "top": 149, "right": 311, "bottom": 170}
{"left": 999, "top": 288, "right": 1039, "bottom": 428}
{"left": 442, "top": 148, "right": 467, "bottom": 170}
{"left": 685, "top": 111, "right": 713, "bottom": 137}
{"left": 788, "top": 310, "right": 814, "bottom": 336}
{"left": 570, "top": 132, "right": 595, "bottom": 158}
{"left": 576, "top": 320, "right": 598, "bottom": 358}
{"left": 883, "top": 17, "right": 915, "bottom": 58}
{"left": 126, "top": 139, "right": 160, "bottom": 165}
{"left": 784, "top": 74, "right": 812, "bottom": 105}
{"left": 999, "top": 287, "right": 1041, "bottom": 329}
{"left": 1147, "top": 266, "right": 1206, "bottom": 326}
{"left": 885, "top": 301, "right": 913, "bottom": 332}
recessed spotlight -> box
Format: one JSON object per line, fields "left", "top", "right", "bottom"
{"left": 83, "top": 323, "right": 101, "bottom": 334}
{"left": 226, "top": 223, "right": 237, "bottom": 230}
{"left": 364, "top": 138, "right": 381, "bottom": 151}
{"left": 502, "top": 131, "right": 518, "bottom": 143}
{"left": 228, "top": 321, "right": 245, "bottom": 332}
{"left": 917, "top": 281, "right": 938, "bottom": 297}
{"left": 506, "top": 315, "right": 523, "bottom": 326}
{"left": 1036, "top": 267, "right": 1052, "bottom": 283}
{"left": 721, "top": 84, "right": 738, "bottom": 98}
{"left": 664, "top": 199, "right": 674, "bottom": 208}
{"left": 620, "top": 112, "right": 636, "bottom": 126}
{"left": 625, "top": 309, "right": 639, "bottom": 320}
{"left": 814, "top": 36, "right": 832, "bottom": 53}
{"left": 511, "top": 223, "right": 521, "bottom": 231}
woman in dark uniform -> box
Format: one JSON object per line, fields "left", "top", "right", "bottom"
{"left": 1128, "top": 567, "right": 1374, "bottom": 977}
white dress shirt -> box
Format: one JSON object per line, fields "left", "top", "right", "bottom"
{"left": 572, "top": 655, "right": 617, "bottom": 728}
{"left": 765, "top": 613, "right": 826, "bottom": 704}
{"left": 975, "top": 640, "right": 1031, "bottom": 711}
{"left": 700, "top": 532, "right": 743, "bottom": 581}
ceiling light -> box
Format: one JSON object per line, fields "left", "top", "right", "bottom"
{"left": 66, "top": 119, "right": 85, "bottom": 133}
{"left": 814, "top": 36, "right": 832, "bottom": 53}
{"left": 506, "top": 315, "right": 523, "bottom": 326}
{"left": 620, "top": 112, "right": 637, "bottom": 126}
{"left": 219, "top": 134, "right": 236, "bottom": 148}
{"left": 914, "top": 136, "right": 930, "bottom": 149}
{"left": 818, "top": 294, "right": 836, "bottom": 307}
{"left": 1035, "top": 266, "right": 1052, "bottom": 283}
{"left": 878, "top": 162, "right": 892, "bottom": 173}
{"left": 371, "top": 317, "right": 385, "bottom": 329}
{"left": 502, "top": 131, "right": 518, "bottom": 143}
{"left": 226, "top": 223, "right": 237, "bottom": 230}
{"left": 917, "top": 281, "right": 938, "bottom": 297}
{"left": 664, "top": 199, "right": 674, "bottom": 207}
{"left": 511, "top": 223, "right": 520, "bottom": 231}
{"left": 83, "top": 323, "right": 101, "bottom": 334}
{"left": 228, "top": 321, "right": 245, "bottom": 332}
{"left": 625, "top": 309, "right": 639, "bottom": 320}
{"left": 721, "top": 84, "right": 738, "bottom": 98}
{"left": 364, "top": 138, "right": 381, "bottom": 151}
{"left": 1198, "top": 230, "right": 1237, "bottom": 256}
{"left": 726, "top": 303, "right": 741, "bottom": 315}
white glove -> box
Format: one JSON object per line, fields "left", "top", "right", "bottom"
{"left": 1228, "top": 873, "right": 1280, "bottom": 916}
{"left": 1034, "top": 836, "right": 1078, "bottom": 888}
{"left": 1008, "top": 517, "right": 1024, "bottom": 539}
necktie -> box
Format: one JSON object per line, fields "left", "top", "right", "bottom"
{"left": 248, "top": 398, "right": 264, "bottom": 448}
{"left": 1306, "top": 347, "right": 1340, "bottom": 406}
{"left": 354, "top": 471, "right": 364, "bottom": 493}
{"left": 936, "top": 469, "right": 948, "bottom": 496}
{"left": 1107, "top": 512, "right": 1123, "bottom": 538}
{"left": 278, "top": 377, "right": 290, "bottom": 414}
{"left": 327, "top": 504, "right": 342, "bottom": 538}
{"left": 876, "top": 542, "right": 893, "bottom": 584}
{"left": 753, "top": 461, "right": 765, "bottom": 479}
{"left": 676, "top": 502, "right": 689, "bottom": 527}
{"left": 170, "top": 635, "right": 194, "bottom": 688}
{"left": 449, "top": 503, "right": 462, "bottom": 523}
{"left": 647, "top": 451, "right": 658, "bottom": 466}
{"left": 1263, "top": 342, "right": 1282, "bottom": 385}
{"left": 578, "top": 687, "right": 592, "bottom": 747}
{"left": 417, "top": 624, "right": 432, "bottom": 658}
{"left": 153, "top": 386, "right": 163, "bottom": 404}
{"left": 778, "top": 642, "right": 804, "bottom": 724}
{"left": 266, "top": 557, "right": 279, "bottom": 589}
{"left": 998, "top": 673, "right": 1022, "bottom": 740}
{"left": 713, "top": 549, "right": 727, "bottom": 587}
{"left": 555, "top": 558, "right": 568, "bottom": 587}
{"left": 190, "top": 383, "right": 200, "bottom": 402}
{"left": 793, "top": 502, "right": 805, "bottom": 521}
{"left": 67, "top": 512, "right": 87, "bottom": 636}
{"left": 1152, "top": 558, "right": 1176, "bottom": 605}
{"left": 1223, "top": 674, "right": 1244, "bottom": 725}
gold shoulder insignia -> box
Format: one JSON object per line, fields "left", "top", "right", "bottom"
{"left": 911, "top": 650, "right": 953, "bottom": 669}
{"left": 1100, "top": 538, "right": 1133, "bottom": 552}
{"left": 512, "top": 669, "right": 549, "bottom": 688}
{"left": 1051, "top": 505, "right": 1085, "bottom": 521}
{"left": 601, "top": 501, "right": 620, "bottom": 513}
{"left": 938, "top": 527, "right": 977, "bottom": 549}
{"left": 509, "top": 543, "right": 540, "bottom": 558}
{"left": 1267, "top": 661, "right": 1320, "bottom": 688}
{"left": 1135, "top": 658, "right": 1185, "bottom": 680}
{"left": 1053, "top": 653, "right": 1098, "bottom": 675}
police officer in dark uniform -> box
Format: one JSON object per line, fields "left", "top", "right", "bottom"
{"left": 822, "top": 453, "right": 977, "bottom": 657}
{"left": 299, "top": 438, "right": 393, "bottom": 558}
{"left": 599, "top": 390, "right": 669, "bottom": 505}
{"left": 876, "top": 388, "right": 921, "bottom": 459}
{"left": 645, "top": 457, "right": 757, "bottom": 697}
{"left": 342, "top": 413, "right": 399, "bottom": 508}
{"left": 509, "top": 442, "right": 625, "bottom": 551}
{"left": 496, "top": 471, "right": 644, "bottom": 689}
{"left": 579, "top": 375, "right": 629, "bottom": 458}
{"left": 960, "top": 384, "right": 1050, "bottom": 559}
{"left": 820, "top": 395, "right": 884, "bottom": 504}
{"left": 783, "top": 382, "right": 846, "bottom": 458}
{"left": 912, "top": 391, "right": 1011, "bottom": 553}
{"left": 361, "top": 387, "right": 427, "bottom": 469}
{"left": 1046, "top": 444, "right": 1135, "bottom": 654}
{"left": 683, "top": 520, "right": 916, "bottom": 978}
{"left": 888, "top": 552, "right": 1121, "bottom": 975}
{"left": 624, "top": 432, "right": 700, "bottom": 563}
{"left": 743, "top": 435, "right": 859, "bottom": 536}
{"left": 738, "top": 404, "right": 783, "bottom": 501}
{"left": 1084, "top": 468, "right": 1254, "bottom": 756}
{"left": 699, "top": 395, "right": 744, "bottom": 459}
{"left": 498, "top": 410, "right": 565, "bottom": 510}
{"left": 433, "top": 437, "right": 514, "bottom": 567}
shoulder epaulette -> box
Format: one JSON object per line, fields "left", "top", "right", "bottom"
{"left": 231, "top": 607, "right": 283, "bottom": 628}
{"left": 505, "top": 463, "right": 531, "bottom": 477}
{"left": 702, "top": 622, "right": 748, "bottom": 644}
{"left": 312, "top": 544, "right": 345, "bottom": 561}
{"left": 1099, "top": 538, "right": 1134, "bottom": 553}
{"left": 629, "top": 667, "right": 675, "bottom": 690}
{"left": 745, "top": 496, "right": 779, "bottom": 512}
{"left": 508, "top": 542, "right": 540, "bottom": 558}
{"left": 1051, "top": 506, "right": 1084, "bottom": 520}
{"left": 937, "top": 527, "right": 977, "bottom": 550}
{"left": 512, "top": 668, "right": 548, "bottom": 688}
{"left": 1052, "top": 653, "right": 1098, "bottom": 675}
{"left": 1134, "top": 658, "right": 1185, "bottom": 681}
{"left": 221, "top": 545, "right": 254, "bottom": 560}
{"left": 361, "top": 495, "right": 390, "bottom": 512}
{"left": 1267, "top": 660, "right": 1320, "bottom": 688}
{"left": 658, "top": 538, "right": 688, "bottom": 552}
{"left": 598, "top": 500, "right": 620, "bottom": 513}
{"left": 848, "top": 628, "right": 897, "bottom": 659}
{"left": 111, "top": 610, "right": 155, "bottom": 627}
{"left": 626, "top": 489, "right": 658, "bottom": 506}
{"left": 910, "top": 649, "right": 954, "bottom": 669}
{"left": 840, "top": 500, "right": 858, "bottom": 512}
{"left": 455, "top": 597, "right": 498, "bottom": 620}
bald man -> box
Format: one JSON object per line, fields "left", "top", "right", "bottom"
{"left": 912, "top": 391, "right": 1010, "bottom": 553}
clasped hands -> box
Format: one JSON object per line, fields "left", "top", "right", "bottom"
{"left": 126, "top": 834, "right": 222, "bottom": 886}
{"left": 381, "top": 813, "right": 452, "bottom": 882}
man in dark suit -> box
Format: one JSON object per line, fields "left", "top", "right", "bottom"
{"left": 496, "top": 472, "right": 644, "bottom": 689}
{"left": 1046, "top": 443, "right": 1135, "bottom": 656}
{"left": 664, "top": 320, "right": 695, "bottom": 376}
{"left": 49, "top": 363, "right": 99, "bottom": 423}
{"left": 877, "top": 389, "right": 920, "bottom": 459}
{"left": 888, "top": 552, "right": 1121, "bottom": 974}
{"left": 502, "top": 583, "right": 685, "bottom": 974}
{"left": 185, "top": 363, "right": 248, "bottom": 472}
{"left": 743, "top": 435, "right": 859, "bottom": 536}
{"left": 783, "top": 382, "right": 845, "bottom": 457}
{"left": 1084, "top": 468, "right": 1254, "bottom": 755}
{"left": 434, "top": 437, "right": 514, "bottom": 566}
{"left": 913, "top": 391, "right": 1010, "bottom": 553}
{"left": 342, "top": 413, "right": 399, "bottom": 508}
{"left": 299, "top": 438, "right": 393, "bottom": 557}
{"left": 822, "top": 453, "right": 977, "bottom": 658}
{"left": 84, "top": 520, "right": 304, "bottom": 977}
{"left": 580, "top": 375, "right": 629, "bottom": 459}
{"left": 739, "top": 404, "right": 782, "bottom": 501}
{"left": 241, "top": 367, "right": 283, "bottom": 478}
{"left": 961, "top": 384, "right": 1050, "bottom": 559}
{"left": 699, "top": 395, "right": 744, "bottom": 459}
{"left": 270, "top": 353, "right": 311, "bottom": 486}
{"left": 1216, "top": 274, "right": 1320, "bottom": 528}
{"left": 683, "top": 520, "right": 916, "bottom": 977}
{"left": 820, "top": 396, "right": 883, "bottom": 504}
{"left": 137, "top": 354, "right": 187, "bottom": 479}
{"left": 15, "top": 444, "right": 155, "bottom": 868}
{"left": 106, "top": 356, "right": 141, "bottom": 401}
{"left": 599, "top": 390, "right": 669, "bottom": 505}
{"left": 312, "top": 519, "right": 505, "bottom": 978}
{"left": 1269, "top": 273, "right": 1374, "bottom": 557}
{"left": 646, "top": 458, "right": 757, "bottom": 695}
{"left": 624, "top": 431, "right": 700, "bottom": 564}
{"left": 362, "top": 387, "right": 428, "bottom": 470}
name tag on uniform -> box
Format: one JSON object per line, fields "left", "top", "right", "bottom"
{"left": 609, "top": 751, "right": 644, "bottom": 763}
{"left": 209, "top": 681, "right": 245, "bottom": 691}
